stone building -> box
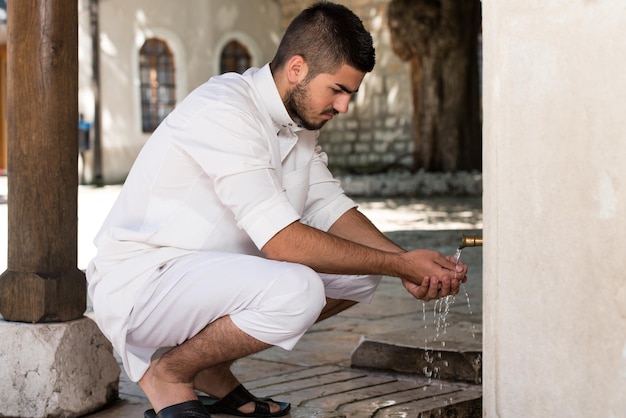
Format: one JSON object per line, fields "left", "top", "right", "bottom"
{"left": 70, "top": 0, "right": 415, "bottom": 184}
{"left": 76, "top": 0, "right": 283, "bottom": 184}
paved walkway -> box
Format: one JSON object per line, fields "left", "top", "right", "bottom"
{"left": 0, "top": 177, "right": 484, "bottom": 417}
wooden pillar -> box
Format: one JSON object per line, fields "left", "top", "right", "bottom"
{"left": 0, "top": 0, "right": 85, "bottom": 322}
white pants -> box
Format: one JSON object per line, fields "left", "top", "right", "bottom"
{"left": 124, "top": 251, "right": 382, "bottom": 377}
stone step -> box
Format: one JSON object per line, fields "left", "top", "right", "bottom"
{"left": 350, "top": 321, "right": 482, "bottom": 384}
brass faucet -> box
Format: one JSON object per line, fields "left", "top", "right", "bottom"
{"left": 460, "top": 234, "right": 483, "bottom": 249}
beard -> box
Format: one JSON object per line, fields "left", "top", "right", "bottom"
{"left": 284, "top": 82, "right": 336, "bottom": 131}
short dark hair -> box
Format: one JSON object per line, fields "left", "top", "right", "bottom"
{"left": 271, "top": 1, "right": 375, "bottom": 78}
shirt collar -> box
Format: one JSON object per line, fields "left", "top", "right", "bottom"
{"left": 252, "top": 64, "right": 305, "bottom": 133}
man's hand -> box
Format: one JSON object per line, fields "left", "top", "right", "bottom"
{"left": 399, "top": 254, "right": 468, "bottom": 302}
{"left": 397, "top": 249, "right": 467, "bottom": 282}
{"left": 401, "top": 276, "right": 455, "bottom": 301}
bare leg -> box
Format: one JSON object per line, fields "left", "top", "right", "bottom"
{"left": 317, "top": 298, "right": 357, "bottom": 322}
{"left": 187, "top": 298, "right": 356, "bottom": 414}
{"left": 193, "top": 361, "right": 238, "bottom": 398}
{"left": 140, "top": 298, "right": 353, "bottom": 412}
{"left": 139, "top": 315, "right": 270, "bottom": 413}
{"left": 193, "top": 361, "right": 283, "bottom": 415}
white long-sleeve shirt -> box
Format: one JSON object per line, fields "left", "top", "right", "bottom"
{"left": 86, "top": 64, "right": 357, "bottom": 377}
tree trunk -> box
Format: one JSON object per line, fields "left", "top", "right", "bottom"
{"left": 388, "top": 0, "right": 481, "bottom": 172}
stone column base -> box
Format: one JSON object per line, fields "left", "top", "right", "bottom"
{"left": 0, "top": 316, "right": 120, "bottom": 417}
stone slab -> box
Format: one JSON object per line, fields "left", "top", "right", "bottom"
{"left": 337, "top": 382, "right": 481, "bottom": 417}
{"left": 241, "top": 364, "right": 481, "bottom": 418}
{"left": 376, "top": 393, "right": 482, "bottom": 417}
{"left": 351, "top": 322, "right": 482, "bottom": 384}
{"left": 0, "top": 316, "right": 120, "bottom": 417}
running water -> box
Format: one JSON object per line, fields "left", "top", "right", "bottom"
{"left": 454, "top": 247, "right": 477, "bottom": 338}
{"left": 421, "top": 245, "right": 477, "bottom": 381}
{"left": 453, "top": 247, "right": 463, "bottom": 263}
{"left": 453, "top": 247, "right": 474, "bottom": 316}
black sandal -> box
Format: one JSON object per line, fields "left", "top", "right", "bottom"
{"left": 200, "top": 384, "right": 290, "bottom": 417}
{"left": 144, "top": 400, "right": 211, "bottom": 418}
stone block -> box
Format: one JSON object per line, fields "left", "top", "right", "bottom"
{"left": 0, "top": 316, "right": 120, "bottom": 417}
{"left": 350, "top": 322, "right": 482, "bottom": 384}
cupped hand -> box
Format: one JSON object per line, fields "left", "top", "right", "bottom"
{"left": 402, "top": 275, "right": 461, "bottom": 302}
{"left": 399, "top": 249, "right": 468, "bottom": 286}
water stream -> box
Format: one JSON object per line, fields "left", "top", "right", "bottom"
{"left": 421, "top": 246, "right": 477, "bottom": 383}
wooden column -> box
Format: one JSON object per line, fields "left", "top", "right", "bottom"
{"left": 0, "top": 0, "right": 85, "bottom": 322}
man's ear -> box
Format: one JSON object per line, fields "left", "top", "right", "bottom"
{"left": 286, "top": 55, "right": 309, "bottom": 84}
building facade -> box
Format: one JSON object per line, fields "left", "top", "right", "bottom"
{"left": 73, "top": 0, "right": 413, "bottom": 184}
{"left": 0, "top": 0, "right": 413, "bottom": 183}
{"left": 78, "top": 0, "right": 282, "bottom": 183}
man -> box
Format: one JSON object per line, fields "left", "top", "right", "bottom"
{"left": 87, "top": 2, "right": 468, "bottom": 417}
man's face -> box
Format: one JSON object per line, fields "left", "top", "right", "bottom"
{"left": 285, "top": 64, "right": 366, "bottom": 131}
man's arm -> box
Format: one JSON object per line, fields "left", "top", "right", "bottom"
{"left": 327, "top": 208, "right": 467, "bottom": 299}
{"left": 261, "top": 208, "right": 466, "bottom": 296}
{"left": 326, "top": 207, "right": 404, "bottom": 253}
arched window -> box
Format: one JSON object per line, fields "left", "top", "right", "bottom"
{"left": 220, "top": 40, "right": 251, "bottom": 74}
{"left": 139, "top": 38, "right": 176, "bottom": 133}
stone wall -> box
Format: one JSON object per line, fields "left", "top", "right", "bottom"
{"left": 483, "top": 1, "right": 626, "bottom": 415}
{"left": 276, "top": 0, "right": 414, "bottom": 174}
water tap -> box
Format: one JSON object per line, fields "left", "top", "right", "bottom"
{"left": 460, "top": 234, "right": 483, "bottom": 249}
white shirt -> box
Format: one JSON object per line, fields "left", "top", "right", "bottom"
{"left": 86, "top": 64, "right": 357, "bottom": 370}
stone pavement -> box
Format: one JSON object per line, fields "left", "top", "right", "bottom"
{"left": 0, "top": 176, "right": 484, "bottom": 417}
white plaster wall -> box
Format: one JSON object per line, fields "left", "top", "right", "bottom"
{"left": 483, "top": 1, "right": 626, "bottom": 416}
{"left": 94, "top": 0, "right": 280, "bottom": 183}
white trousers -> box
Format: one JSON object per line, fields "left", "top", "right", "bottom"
{"left": 124, "top": 251, "right": 382, "bottom": 379}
